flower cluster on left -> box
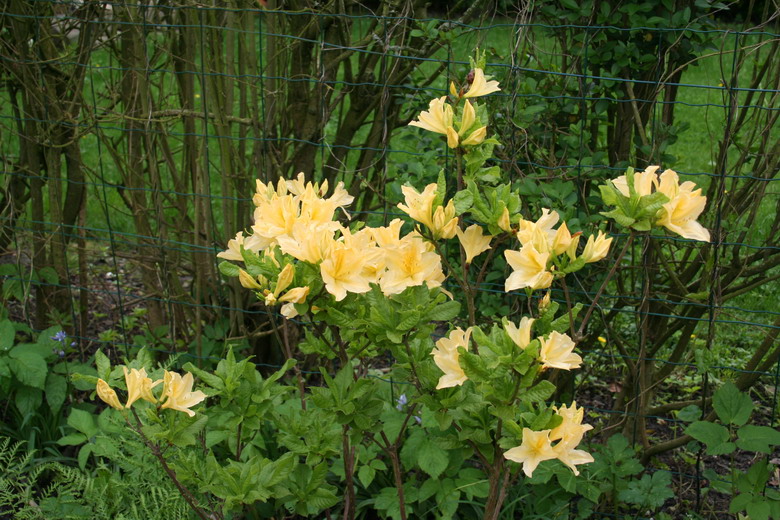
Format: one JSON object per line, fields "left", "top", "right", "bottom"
{"left": 96, "top": 366, "right": 206, "bottom": 417}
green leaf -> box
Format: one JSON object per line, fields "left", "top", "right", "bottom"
{"left": 747, "top": 500, "right": 771, "bottom": 520}
{"left": 522, "top": 380, "right": 556, "bottom": 404}
{"left": 15, "top": 386, "right": 42, "bottom": 417}
{"left": 68, "top": 408, "right": 99, "bottom": 438}
{"left": 218, "top": 261, "right": 240, "bottom": 277}
{"left": 0, "top": 320, "right": 15, "bottom": 351}
{"left": 95, "top": 349, "right": 111, "bottom": 381}
{"left": 618, "top": 471, "right": 674, "bottom": 509}
{"left": 600, "top": 208, "right": 636, "bottom": 228}
{"left": 736, "top": 425, "right": 780, "bottom": 454}
{"left": 428, "top": 300, "right": 461, "bottom": 322}
{"left": 358, "top": 464, "right": 376, "bottom": 488}
{"left": 453, "top": 190, "right": 474, "bottom": 215}
{"left": 8, "top": 348, "right": 47, "bottom": 389}
{"left": 417, "top": 437, "right": 449, "bottom": 479}
{"left": 45, "top": 373, "right": 67, "bottom": 413}
{"left": 713, "top": 382, "right": 753, "bottom": 426}
{"left": 685, "top": 421, "right": 734, "bottom": 455}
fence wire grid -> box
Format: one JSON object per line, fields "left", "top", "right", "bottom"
{"left": 1, "top": 1, "right": 780, "bottom": 516}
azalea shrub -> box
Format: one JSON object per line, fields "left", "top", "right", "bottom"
{"left": 87, "top": 53, "right": 710, "bottom": 520}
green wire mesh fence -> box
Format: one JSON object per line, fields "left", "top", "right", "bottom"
{"left": 1, "top": 0, "right": 779, "bottom": 514}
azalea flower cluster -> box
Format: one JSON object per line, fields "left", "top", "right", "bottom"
{"left": 409, "top": 68, "right": 500, "bottom": 149}
{"left": 96, "top": 367, "right": 207, "bottom": 417}
{"left": 504, "top": 209, "right": 613, "bottom": 292}
{"left": 503, "top": 402, "right": 594, "bottom": 477}
{"left": 612, "top": 166, "right": 710, "bottom": 242}
{"left": 432, "top": 316, "right": 582, "bottom": 390}
{"left": 219, "top": 174, "right": 447, "bottom": 307}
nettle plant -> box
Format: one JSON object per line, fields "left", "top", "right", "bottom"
{"left": 90, "top": 55, "right": 710, "bottom": 520}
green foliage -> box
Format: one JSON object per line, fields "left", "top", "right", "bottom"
{"left": 684, "top": 384, "right": 780, "bottom": 519}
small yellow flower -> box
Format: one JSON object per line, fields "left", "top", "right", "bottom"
{"left": 503, "top": 428, "right": 557, "bottom": 477}
{"left": 580, "top": 231, "right": 612, "bottom": 263}
{"left": 279, "top": 286, "right": 310, "bottom": 304}
{"left": 497, "top": 207, "right": 512, "bottom": 232}
{"left": 538, "top": 331, "right": 582, "bottom": 371}
{"left": 96, "top": 379, "right": 123, "bottom": 411}
{"left": 160, "top": 371, "right": 207, "bottom": 417}
{"left": 504, "top": 316, "right": 534, "bottom": 349}
{"left": 463, "top": 68, "right": 501, "bottom": 99}
{"left": 409, "top": 96, "right": 454, "bottom": 135}
{"left": 504, "top": 245, "right": 553, "bottom": 292}
{"left": 432, "top": 327, "right": 472, "bottom": 389}
{"left": 597, "top": 336, "right": 607, "bottom": 344}
{"left": 123, "top": 367, "right": 162, "bottom": 408}
{"left": 238, "top": 269, "right": 263, "bottom": 290}
{"left": 456, "top": 224, "right": 493, "bottom": 264}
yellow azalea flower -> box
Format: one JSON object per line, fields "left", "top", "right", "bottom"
{"left": 459, "top": 100, "right": 476, "bottom": 136}
{"left": 123, "top": 367, "right": 162, "bottom": 408}
{"left": 463, "top": 68, "right": 501, "bottom": 99}
{"left": 279, "top": 286, "right": 309, "bottom": 304}
{"left": 503, "top": 428, "right": 557, "bottom": 477}
{"left": 538, "top": 331, "right": 582, "bottom": 370}
{"left": 276, "top": 222, "right": 336, "bottom": 264}
{"left": 380, "top": 233, "right": 445, "bottom": 295}
{"left": 553, "top": 438, "right": 595, "bottom": 476}
{"left": 550, "top": 402, "right": 592, "bottom": 444}
{"left": 96, "top": 379, "right": 123, "bottom": 411}
{"left": 280, "top": 303, "right": 299, "bottom": 319}
{"left": 409, "top": 96, "right": 454, "bottom": 136}
{"left": 456, "top": 224, "right": 493, "bottom": 264}
{"left": 504, "top": 245, "right": 553, "bottom": 292}
{"left": 497, "top": 207, "right": 512, "bottom": 232}
{"left": 517, "top": 208, "right": 560, "bottom": 253}
{"left": 251, "top": 194, "right": 299, "bottom": 249}
{"left": 552, "top": 222, "right": 572, "bottom": 256}
{"left": 539, "top": 291, "right": 551, "bottom": 311}
{"left": 460, "top": 126, "right": 487, "bottom": 146}
{"left": 397, "top": 184, "right": 437, "bottom": 229}
{"left": 370, "top": 219, "right": 405, "bottom": 248}
{"left": 430, "top": 201, "right": 458, "bottom": 239}
{"left": 597, "top": 336, "right": 607, "bottom": 344}
{"left": 504, "top": 316, "right": 534, "bottom": 349}
{"left": 238, "top": 269, "right": 264, "bottom": 290}
{"left": 656, "top": 170, "right": 710, "bottom": 242}
{"left": 611, "top": 165, "right": 660, "bottom": 197}
{"left": 274, "top": 264, "right": 295, "bottom": 296}
{"left": 217, "top": 230, "right": 265, "bottom": 261}
{"left": 566, "top": 232, "right": 581, "bottom": 261}
{"left": 320, "top": 245, "right": 372, "bottom": 301}
{"left": 160, "top": 371, "right": 207, "bottom": 417}
{"left": 432, "top": 327, "right": 472, "bottom": 389}
{"left": 581, "top": 231, "right": 612, "bottom": 263}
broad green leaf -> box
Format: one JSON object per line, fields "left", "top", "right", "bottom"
{"left": 218, "top": 261, "right": 240, "bottom": 278}
{"left": 0, "top": 320, "right": 14, "bottom": 351}
{"left": 15, "top": 386, "right": 42, "bottom": 417}
{"left": 685, "top": 421, "right": 734, "bottom": 455}
{"left": 736, "top": 425, "right": 780, "bottom": 454}
{"left": 417, "top": 437, "right": 449, "bottom": 479}
{"left": 95, "top": 349, "right": 111, "bottom": 381}
{"left": 9, "top": 348, "right": 47, "bottom": 389}
{"left": 428, "top": 300, "right": 461, "bottom": 322}
{"left": 453, "top": 190, "right": 474, "bottom": 215}
{"left": 45, "top": 373, "right": 67, "bottom": 413}
{"left": 713, "top": 382, "right": 753, "bottom": 426}
{"left": 68, "top": 408, "right": 99, "bottom": 438}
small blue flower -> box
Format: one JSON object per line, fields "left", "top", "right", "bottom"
{"left": 396, "top": 393, "right": 408, "bottom": 411}
{"left": 414, "top": 415, "right": 422, "bottom": 425}
{"left": 51, "top": 331, "right": 67, "bottom": 343}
